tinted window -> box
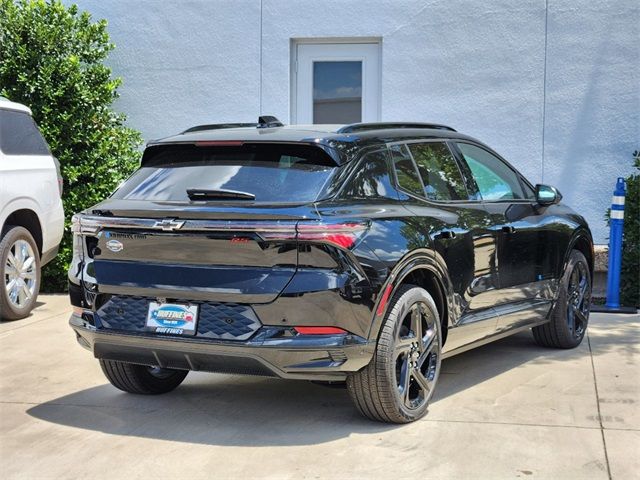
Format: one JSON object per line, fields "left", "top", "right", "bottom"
{"left": 114, "top": 144, "right": 336, "bottom": 204}
{"left": 521, "top": 180, "right": 536, "bottom": 200}
{"left": 0, "top": 109, "right": 50, "bottom": 155}
{"left": 390, "top": 144, "right": 423, "bottom": 197}
{"left": 341, "top": 150, "right": 396, "bottom": 200}
{"left": 408, "top": 142, "right": 468, "bottom": 201}
{"left": 456, "top": 143, "right": 524, "bottom": 201}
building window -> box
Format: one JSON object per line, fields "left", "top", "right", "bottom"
{"left": 313, "top": 61, "right": 362, "bottom": 124}
{"left": 293, "top": 41, "right": 380, "bottom": 124}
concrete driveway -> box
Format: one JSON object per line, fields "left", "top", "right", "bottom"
{"left": 1, "top": 295, "right": 638, "bottom": 479}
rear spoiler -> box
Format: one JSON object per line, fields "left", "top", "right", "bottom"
{"left": 139, "top": 141, "right": 347, "bottom": 167}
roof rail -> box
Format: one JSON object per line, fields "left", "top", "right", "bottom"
{"left": 182, "top": 115, "right": 284, "bottom": 134}
{"left": 337, "top": 122, "right": 456, "bottom": 134}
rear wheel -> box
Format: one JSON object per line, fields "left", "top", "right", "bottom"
{"left": 533, "top": 250, "right": 591, "bottom": 348}
{"left": 347, "top": 285, "right": 442, "bottom": 423}
{"left": 99, "top": 359, "right": 188, "bottom": 394}
{"left": 0, "top": 226, "right": 41, "bottom": 320}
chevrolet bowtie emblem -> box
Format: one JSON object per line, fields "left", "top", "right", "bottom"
{"left": 154, "top": 218, "right": 185, "bottom": 231}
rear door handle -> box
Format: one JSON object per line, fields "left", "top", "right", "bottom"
{"left": 501, "top": 226, "right": 516, "bottom": 234}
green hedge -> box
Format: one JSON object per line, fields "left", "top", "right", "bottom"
{"left": 0, "top": 0, "right": 142, "bottom": 292}
{"left": 619, "top": 151, "right": 639, "bottom": 307}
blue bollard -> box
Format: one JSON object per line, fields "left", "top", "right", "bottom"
{"left": 592, "top": 177, "right": 637, "bottom": 313}
{"left": 605, "top": 178, "right": 625, "bottom": 308}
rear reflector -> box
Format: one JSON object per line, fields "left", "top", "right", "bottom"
{"left": 294, "top": 326, "right": 348, "bottom": 335}
{"left": 376, "top": 284, "right": 394, "bottom": 316}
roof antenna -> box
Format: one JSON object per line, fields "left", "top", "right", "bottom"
{"left": 257, "top": 115, "right": 284, "bottom": 128}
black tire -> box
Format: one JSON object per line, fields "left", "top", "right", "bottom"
{"left": 99, "top": 359, "right": 188, "bottom": 394}
{"left": 347, "top": 284, "right": 442, "bottom": 423}
{"left": 533, "top": 250, "right": 591, "bottom": 348}
{"left": 0, "top": 226, "right": 41, "bottom": 320}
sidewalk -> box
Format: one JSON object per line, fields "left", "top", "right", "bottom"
{"left": 0, "top": 295, "right": 638, "bottom": 479}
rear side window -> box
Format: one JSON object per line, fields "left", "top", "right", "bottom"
{"left": 456, "top": 143, "right": 525, "bottom": 201}
{"left": 113, "top": 144, "right": 337, "bottom": 204}
{"left": 390, "top": 144, "right": 423, "bottom": 197}
{"left": 340, "top": 150, "right": 396, "bottom": 200}
{"left": 407, "top": 142, "right": 468, "bottom": 201}
{"left": 0, "top": 109, "right": 50, "bottom": 155}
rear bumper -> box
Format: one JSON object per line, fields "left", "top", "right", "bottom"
{"left": 70, "top": 315, "right": 375, "bottom": 381}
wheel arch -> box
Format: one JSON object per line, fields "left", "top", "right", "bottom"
{"left": 1, "top": 209, "right": 43, "bottom": 256}
{"left": 368, "top": 250, "right": 455, "bottom": 346}
{"left": 566, "top": 229, "right": 595, "bottom": 279}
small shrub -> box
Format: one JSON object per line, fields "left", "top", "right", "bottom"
{"left": 0, "top": 0, "right": 142, "bottom": 291}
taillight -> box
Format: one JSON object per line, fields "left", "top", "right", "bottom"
{"left": 296, "top": 222, "right": 368, "bottom": 249}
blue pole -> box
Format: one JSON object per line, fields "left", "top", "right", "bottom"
{"left": 605, "top": 178, "right": 626, "bottom": 309}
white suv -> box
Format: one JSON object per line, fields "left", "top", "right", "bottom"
{"left": 0, "top": 98, "right": 64, "bottom": 319}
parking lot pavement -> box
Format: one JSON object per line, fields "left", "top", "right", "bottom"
{"left": 0, "top": 296, "right": 637, "bottom": 479}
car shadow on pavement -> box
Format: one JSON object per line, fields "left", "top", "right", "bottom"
{"left": 26, "top": 331, "right": 586, "bottom": 446}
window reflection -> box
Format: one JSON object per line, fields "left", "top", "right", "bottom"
{"left": 408, "top": 143, "right": 468, "bottom": 201}
{"left": 313, "top": 61, "right": 362, "bottom": 124}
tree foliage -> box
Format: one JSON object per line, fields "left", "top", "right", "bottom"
{"left": 0, "top": 0, "right": 141, "bottom": 291}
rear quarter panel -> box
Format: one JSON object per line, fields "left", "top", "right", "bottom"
{"left": 0, "top": 151, "right": 64, "bottom": 252}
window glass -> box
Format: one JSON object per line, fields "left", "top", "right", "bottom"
{"left": 313, "top": 61, "right": 362, "bottom": 124}
{"left": 408, "top": 142, "right": 468, "bottom": 201}
{"left": 521, "top": 180, "right": 536, "bottom": 200}
{"left": 390, "top": 145, "right": 423, "bottom": 197}
{"left": 114, "top": 144, "right": 336, "bottom": 204}
{"left": 0, "top": 109, "right": 50, "bottom": 155}
{"left": 341, "top": 150, "right": 396, "bottom": 200}
{"left": 456, "top": 143, "right": 524, "bottom": 201}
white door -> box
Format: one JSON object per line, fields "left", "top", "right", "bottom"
{"left": 293, "top": 43, "right": 380, "bottom": 124}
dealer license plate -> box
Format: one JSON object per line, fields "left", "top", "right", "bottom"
{"left": 146, "top": 302, "right": 199, "bottom": 335}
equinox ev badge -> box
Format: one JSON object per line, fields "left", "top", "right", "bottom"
{"left": 106, "top": 239, "right": 124, "bottom": 252}
{"left": 154, "top": 218, "right": 185, "bottom": 231}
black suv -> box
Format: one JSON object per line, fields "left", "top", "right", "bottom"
{"left": 69, "top": 117, "right": 593, "bottom": 423}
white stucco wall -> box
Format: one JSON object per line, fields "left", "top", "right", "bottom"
{"left": 73, "top": 0, "right": 639, "bottom": 244}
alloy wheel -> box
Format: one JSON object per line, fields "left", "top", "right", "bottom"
{"left": 567, "top": 261, "right": 590, "bottom": 338}
{"left": 394, "top": 301, "right": 440, "bottom": 410}
{"left": 4, "top": 239, "right": 37, "bottom": 309}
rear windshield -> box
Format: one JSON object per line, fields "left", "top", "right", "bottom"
{"left": 113, "top": 144, "right": 338, "bottom": 203}
{"left": 0, "top": 109, "right": 50, "bottom": 155}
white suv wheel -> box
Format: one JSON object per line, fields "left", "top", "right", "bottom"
{"left": 0, "top": 226, "right": 41, "bottom": 320}
{"left": 5, "top": 238, "right": 38, "bottom": 307}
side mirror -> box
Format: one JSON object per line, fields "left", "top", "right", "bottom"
{"left": 535, "top": 184, "right": 562, "bottom": 205}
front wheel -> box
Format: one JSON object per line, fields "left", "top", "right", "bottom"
{"left": 533, "top": 250, "right": 591, "bottom": 348}
{"left": 99, "top": 359, "right": 188, "bottom": 394}
{"left": 347, "top": 285, "right": 442, "bottom": 423}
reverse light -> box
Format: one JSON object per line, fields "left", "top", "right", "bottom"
{"left": 294, "top": 326, "right": 348, "bottom": 335}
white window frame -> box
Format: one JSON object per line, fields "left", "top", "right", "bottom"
{"left": 290, "top": 38, "right": 382, "bottom": 124}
